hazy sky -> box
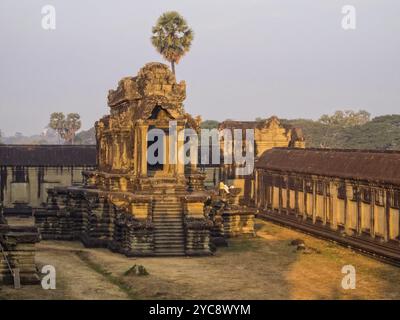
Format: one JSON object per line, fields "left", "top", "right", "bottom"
{"left": 0, "top": 0, "right": 399, "bottom": 136}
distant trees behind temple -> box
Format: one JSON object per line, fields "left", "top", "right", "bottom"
{"left": 49, "top": 112, "right": 81, "bottom": 144}
{"left": 318, "top": 110, "right": 371, "bottom": 127}
{"left": 3, "top": 111, "right": 400, "bottom": 150}
{"left": 75, "top": 127, "right": 96, "bottom": 145}
{"left": 200, "top": 120, "right": 219, "bottom": 130}
{"left": 281, "top": 112, "right": 400, "bottom": 150}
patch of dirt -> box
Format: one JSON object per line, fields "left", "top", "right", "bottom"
{"left": 2, "top": 219, "right": 400, "bottom": 300}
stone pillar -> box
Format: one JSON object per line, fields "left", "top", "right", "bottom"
{"left": 323, "top": 181, "right": 327, "bottom": 225}
{"left": 370, "top": 187, "right": 375, "bottom": 238}
{"left": 345, "top": 183, "right": 353, "bottom": 233}
{"left": 356, "top": 186, "right": 362, "bottom": 235}
{"left": 294, "top": 177, "right": 299, "bottom": 216}
{"left": 329, "top": 181, "right": 338, "bottom": 230}
{"left": 177, "top": 126, "right": 185, "bottom": 175}
{"left": 133, "top": 127, "right": 138, "bottom": 175}
{"left": 270, "top": 177, "right": 274, "bottom": 211}
{"left": 139, "top": 124, "right": 148, "bottom": 177}
{"left": 312, "top": 179, "right": 317, "bottom": 223}
{"left": 384, "top": 190, "right": 389, "bottom": 241}
{"left": 303, "top": 179, "right": 307, "bottom": 221}
{"left": 113, "top": 138, "right": 120, "bottom": 170}
{"left": 286, "top": 174, "right": 290, "bottom": 214}
{"left": 121, "top": 134, "right": 128, "bottom": 170}
{"left": 278, "top": 177, "right": 282, "bottom": 214}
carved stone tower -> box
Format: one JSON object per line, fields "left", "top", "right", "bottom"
{"left": 36, "top": 63, "right": 212, "bottom": 256}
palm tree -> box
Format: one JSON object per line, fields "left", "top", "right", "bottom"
{"left": 151, "top": 11, "right": 194, "bottom": 75}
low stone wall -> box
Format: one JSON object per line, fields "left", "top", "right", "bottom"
{"left": 35, "top": 188, "right": 157, "bottom": 256}
{"left": 35, "top": 187, "right": 213, "bottom": 257}
{"left": 184, "top": 217, "right": 213, "bottom": 256}
{"left": 221, "top": 210, "right": 256, "bottom": 237}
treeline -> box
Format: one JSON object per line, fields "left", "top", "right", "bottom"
{"left": 281, "top": 113, "right": 400, "bottom": 150}
{"left": 3, "top": 110, "right": 400, "bottom": 150}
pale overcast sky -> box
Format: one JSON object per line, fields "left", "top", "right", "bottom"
{"left": 0, "top": 0, "right": 399, "bottom": 136}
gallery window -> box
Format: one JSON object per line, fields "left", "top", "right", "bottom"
{"left": 361, "top": 188, "right": 371, "bottom": 203}
{"left": 337, "top": 183, "right": 346, "bottom": 199}
{"left": 12, "top": 166, "right": 28, "bottom": 183}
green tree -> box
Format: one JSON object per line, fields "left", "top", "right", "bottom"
{"left": 151, "top": 11, "right": 194, "bottom": 75}
{"left": 319, "top": 110, "right": 371, "bottom": 127}
{"left": 49, "top": 112, "right": 65, "bottom": 144}
{"left": 65, "top": 113, "right": 81, "bottom": 144}
{"left": 49, "top": 112, "right": 81, "bottom": 144}
{"left": 201, "top": 120, "right": 220, "bottom": 130}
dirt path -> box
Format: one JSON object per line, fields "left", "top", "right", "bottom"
{"left": 0, "top": 242, "right": 129, "bottom": 300}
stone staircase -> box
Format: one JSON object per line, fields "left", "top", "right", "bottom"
{"left": 152, "top": 197, "right": 185, "bottom": 256}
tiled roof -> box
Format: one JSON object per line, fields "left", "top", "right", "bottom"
{"left": 0, "top": 145, "right": 97, "bottom": 166}
{"left": 256, "top": 147, "right": 400, "bottom": 185}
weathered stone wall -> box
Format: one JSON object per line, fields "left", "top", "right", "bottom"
{"left": 0, "top": 165, "right": 95, "bottom": 214}
{"left": 255, "top": 168, "right": 400, "bottom": 261}
{"left": 222, "top": 211, "right": 255, "bottom": 237}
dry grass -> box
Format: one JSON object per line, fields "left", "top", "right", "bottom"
{"left": 1, "top": 218, "right": 400, "bottom": 300}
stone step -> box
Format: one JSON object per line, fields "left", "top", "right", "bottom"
{"left": 154, "top": 225, "right": 183, "bottom": 229}
{"left": 153, "top": 218, "right": 183, "bottom": 222}
{"left": 152, "top": 203, "right": 182, "bottom": 209}
{"left": 153, "top": 210, "right": 182, "bottom": 216}
{"left": 154, "top": 235, "right": 184, "bottom": 239}
{"left": 154, "top": 233, "right": 184, "bottom": 237}
{"left": 154, "top": 244, "right": 185, "bottom": 252}
{"left": 154, "top": 241, "right": 185, "bottom": 245}
{"left": 153, "top": 219, "right": 183, "bottom": 222}
{"left": 153, "top": 252, "right": 185, "bottom": 256}
{"left": 154, "top": 233, "right": 184, "bottom": 238}
{"left": 153, "top": 225, "right": 183, "bottom": 229}
{"left": 153, "top": 207, "right": 182, "bottom": 210}
{"left": 153, "top": 202, "right": 182, "bottom": 205}
{"left": 154, "top": 225, "right": 184, "bottom": 231}
{"left": 153, "top": 212, "right": 182, "bottom": 215}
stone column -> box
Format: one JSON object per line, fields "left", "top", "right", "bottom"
{"left": 294, "top": 177, "right": 299, "bottom": 216}
{"left": 139, "top": 124, "right": 148, "bottom": 177}
{"left": 329, "top": 181, "right": 338, "bottom": 230}
{"left": 370, "top": 187, "right": 375, "bottom": 238}
{"left": 177, "top": 126, "right": 185, "bottom": 175}
{"left": 323, "top": 181, "right": 327, "bottom": 225}
{"left": 121, "top": 133, "right": 128, "bottom": 171}
{"left": 312, "top": 179, "right": 317, "bottom": 224}
{"left": 113, "top": 137, "right": 120, "bottom": 170}
{"left": 356, "top": 186, "right": 362, "bottom": 235}
{"left": 286, "top": 174, "right": 290, "bottom": 214}
{"left": 133, "top": 127, "right": 138, "bottom": 175}
{"left": 278, "top": 177, "right": 282, "bottom": 214}
{"left": 303, "top": 179, "right": 307, "bottom": 221}
{"left": 163, "top": 132, "right": 169, "bottom": 175}
{"left": 345, "top": 183, "right": 353, "bottom": 233}
{"left": 384, "top": 190, "right": 389, "bottom": 241}
{"left": 270, "top": 177, "right": 274, "bottom": 211}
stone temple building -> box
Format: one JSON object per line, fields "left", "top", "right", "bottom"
{"left": 201, "top": 117, "right": 305, "bottom": 205}
{"left": 254, "top": 148, "right": 400, "bottom": 263}
{"left": 35, "top": 63, "right": 213, "bottom": 256}
{"left": 0, "top": 145, "right": 96, "bottom": 215}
